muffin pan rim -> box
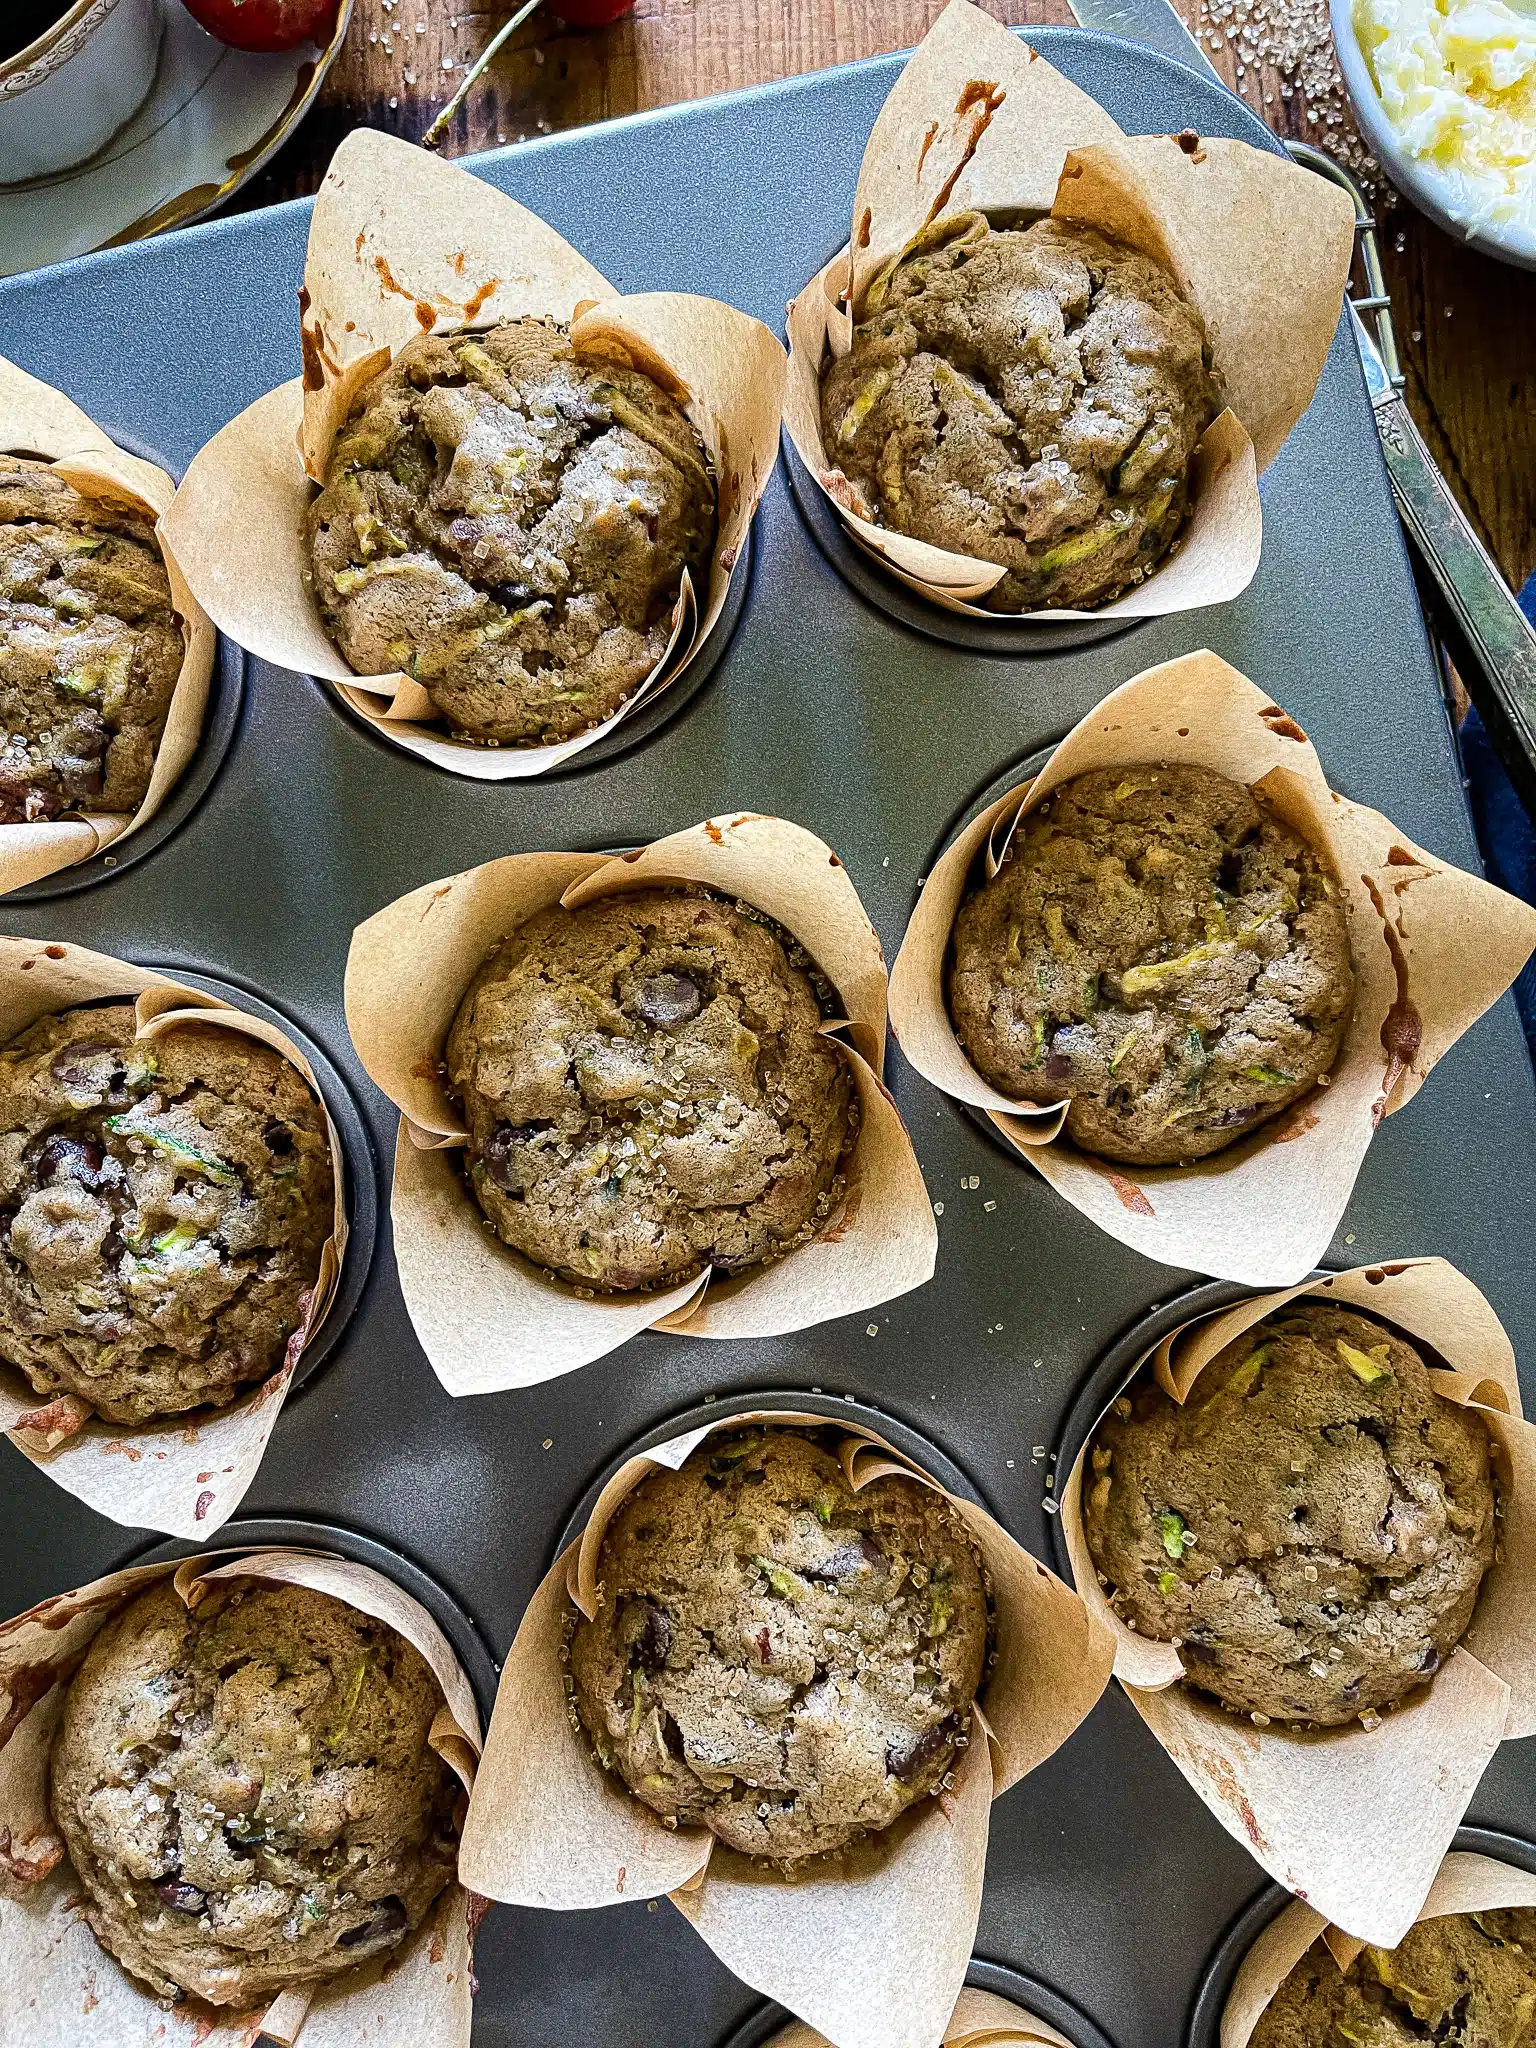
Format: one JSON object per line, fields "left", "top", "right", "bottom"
{"left": 1182, "top": 1822, "right": 1536, "bottom": 2047}
{"left": 4, "top": 423, "right": 248, "bottom": 903}
{"left": 719, "top": 1953, "right": 1121, "bottom": 2048}
{"left": 553, "top": 1385, "right": 994, "bottom": 1564}
{"left": 127, "top": 1511, "right": 503, "bottom": 1725}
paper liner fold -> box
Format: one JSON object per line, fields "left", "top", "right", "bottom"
{"left": 0, "top": 1545, "right": 481, "bottom": 2048}
{"left": 1221, "top": 1849, "right": 1536, "bottom": 2048}
{"left": 888, "top": 651, "right": 1536, "bottom": 1285}
{"left": 0, "top": 939, "right": 349, "bottom": 1537}
{"left": 344, "top": 815, "right": 937, "bottom": 1394}
{"left": 782, "top": 0, "right": 1354, "bottom": 622}
{"left": 770, "top": 1984, "right": 1075, "bottom": 2047}
{"left": 459, "top": 1408, "right": 1114, "bottom": 2048}
{"left": 1061, "top": 1259, "right": 1536, "bottom": 1945}
{"left": 161, "top": 128, "right": 784, "bottom": 781}
{"left": 0, "top": 357, "right": 216, "bottom": 893}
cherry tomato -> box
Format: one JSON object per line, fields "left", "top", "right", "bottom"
{"left": 177, "top": 0, "right": 340, "bottom": 54}
{"left": 549, "top": 0, "right": 636, "bottom": 25}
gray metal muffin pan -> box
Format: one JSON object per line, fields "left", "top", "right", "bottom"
{"left": 1, "top": 28, "right": 1534, "bottom": 2048}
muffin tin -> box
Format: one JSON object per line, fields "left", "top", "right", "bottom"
{"left": 1, "top": 26, "right": 1535, "bottom": 2048}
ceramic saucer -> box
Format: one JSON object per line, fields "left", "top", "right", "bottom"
{"left": 0, "top": 0, "right": 353, "bottom": 278}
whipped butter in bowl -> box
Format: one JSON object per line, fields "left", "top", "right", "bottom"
{"left": 1334, "top": 0, "right": 1536, "bottom": 264}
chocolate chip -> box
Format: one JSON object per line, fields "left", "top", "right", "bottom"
{"left": 481, "top": 1120, "right": 550, "bottom": 1192}
{"left": 1182, "top": 1639, "right": 1224, "bottom": 1667}
{"left": 634, "top": 972, "right": 701, "bottom": 1028}
{"left": 153, "top": 1872, "right": 206, "bottom": 1915}
{"left": 807, "top": 1534, "right": 886, "bottom": 1584}
{"left": 262, "top": 1119, "right": 294, "bottom": 1157}
{"left": 38, "top": 1133, "right": 108, "bottom": 1188}
{"left": 634, "top": 1601, "right": 674, "bottom": 1672}
{"left": 491, "top": 581, "right": 534, "bottom": 609}
{"left": 886, "top": 1714, "right": 958, "bottom": 1784}
{"left": 1044, "top": 1052, "right": 1071, "bottom": 1080}
{"left": 339, "top": 1897, "right": 409, "bottom": 1947}
{"left": 1419, "top": 1645, "right": 1440, "bottom": 1674}
{"left": 50, "top": 1041, "right": 112, "bottom": 1086}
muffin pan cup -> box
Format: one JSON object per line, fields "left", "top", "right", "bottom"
{"left": 159, "top": 130, "right": 785, "bottom": 784}
{"left": 1054, "top": 1259, "right": 1536, "bottom": 1946}
{"left": 459, "top": 1401, "right": 1114, "bottom": 2048}
{"left": 1192, "top": 1828, "right": 1536, "bottom": 2048}
{"left": 4, "top": 17, "right": 1536, "bottom": 2044}
{"left": 342, "top": 814, "right": 937, "bottom": 1393}
{"left": 888, "top": 649, "right": 1536, "bottom": 1285}
{"left": 728, "top": 1956, "right": 1119, "bottom": 2047}
{"left": 1196, "top": 1835, "right": 1536, "bottom": 2048}
{"left": 0, "top": 1534, "right": 484, "bottom": 2048}
{"left": 780, "top": 0, "right": 1351, "bottom": 628}
{"left": 0, "top": 940, "right": 354, "bottom": 1538}
{"left": 0, "top": 357, "right": 217, "bottom": 897}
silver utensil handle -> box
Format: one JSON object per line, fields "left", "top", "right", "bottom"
{"left": 1375, "top": 391, "right": 1536, "bottom": 771}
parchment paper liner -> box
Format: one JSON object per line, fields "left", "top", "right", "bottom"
{"left": 159, "top": 128, "right": 785, "bottom": 781}
{"left": 888, "top": 650, "right": 1536, "bottom": 1285}
{"left": 344, "top": 813, "right": 937, "bottom": 1392}
{"left": 1221, "top": 1847, "right": 1536, "bottom": 2048}
{"left": 769, "top": 1983, "right": 1076, "bottom": 2046}
{"left": 0, "top": 357, "right": 216, "bottom": 892}
{"left": 0, "top": 1543, "right": 482, "bottom": 2048}
{"left": 0, "top": 938, "right": 348, "bottom": 1537}
{"left": 1059, "top": 1257, "right": 1536, "bottom": 1945}
{"left": 458, "top": 1407, "right": 1115, "bottom": 2048}
{"left": 783, "top": 0, "right": 1356, "bottom": 622}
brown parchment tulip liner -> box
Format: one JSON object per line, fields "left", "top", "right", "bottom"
{"left": 0, "top": 357, "right": 215, "bottom": 893}
{"left": 769, "top": 1984, "right": 1076, "bottom": 2047}
{"left": 343, "top": 813, "right": 938, "bottom": 1393}
{"left": 158, "top": 128, "right": 785, "bottom": 780}
{"left": 0, "top": 938, "right": 347, "bottom": 1538}
{"left": 887, "top": 651, "right": 1536, "bottom": 1285}
{"left": 458, "top": 1407, "right": 1115, "bottom": 2048}
{"left": 1059, "top": 1258, "right": 1536, "bottom": 1947}
{"left": 782, "top": 0, "right": 1356, "bottom": 622}
{"left": 0, "top": 1546, "right": 482, "bottom": 2048}
{"left": 1221, "top": 1848, "right": 1536, "bottom": 2048}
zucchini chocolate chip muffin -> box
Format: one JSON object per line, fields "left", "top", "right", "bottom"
{"left": 1083, "top": 1302, "right": 1497, "bottom": 1727}
{"left": 0, "top": 458, "right": 183, "bottom": 823}
{"left": 446, "top": 886, "right": 856, "bottom": 1293}
{"left": 567, "top": 1425, "right": 991, "bottom": 1864}
{"left": 0, "top": 1003, "right": 334, "bottom": 1425}
{"left": 1251, "top": 1910, "right": 1536, "bottom": 2047}
{"left": 51, "top": 1578, "right": 461, "bottom": 2007}
{"left": 947, "top": 765, "right": 1354, "bottom": 1166}
{"left": 306, "top": 319, "right": 717, "bottom": 746}
{"left": 819, "top": 215, "right": 1218, "bottom": 612}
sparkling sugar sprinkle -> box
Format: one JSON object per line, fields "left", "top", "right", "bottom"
{"left": 1197, "top": 0, "right": 1388, "bottom": 193}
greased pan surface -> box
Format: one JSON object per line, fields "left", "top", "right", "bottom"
{"left": 0, "top": 31, "right": 1534, "bottom": 2048}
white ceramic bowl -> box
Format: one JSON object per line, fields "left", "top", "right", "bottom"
{"left": 1331, "top": 0, "right": 1536, "bottom": 271}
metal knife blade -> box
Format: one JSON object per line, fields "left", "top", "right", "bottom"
{"left": 1351, "top": 308, "right": 1536, "bottom": 805}
{"left": 1063, "top": 0, "right": 1226, "bottom": 87}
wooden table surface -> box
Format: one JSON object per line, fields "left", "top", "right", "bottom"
{"left": 240, "top": 0, "right": 1536, "bottom": 592}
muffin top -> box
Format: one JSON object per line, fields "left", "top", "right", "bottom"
{"left": 947, "top": 765, "right": 1355, "bottom": 1166}
{"left": 567, "top": 1426, "right": 991, "bottom": 1864}
{"left": 0, "top": 1003, "right": 334, "bottom": 1426}
{"left": 1083, "top": 1301, "right": 1496, "bottom": 1726}
{"left": 445, "top": 886, "right": 856, "bottom": 1293}
{"left": 50, "top": 1578, "right": 460, "bottom": 2009}
{"left": 820, "top": 216, "right": 1217, "bottom": 612}
{"left": 307, "top": 319, "right": 718, "bottom": 747}
{"left": 0, "top": 459, "right": 183, "bottom": 822}
{"left": 1251, "top": 1908, "right": 1536, "bottom": 2046}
